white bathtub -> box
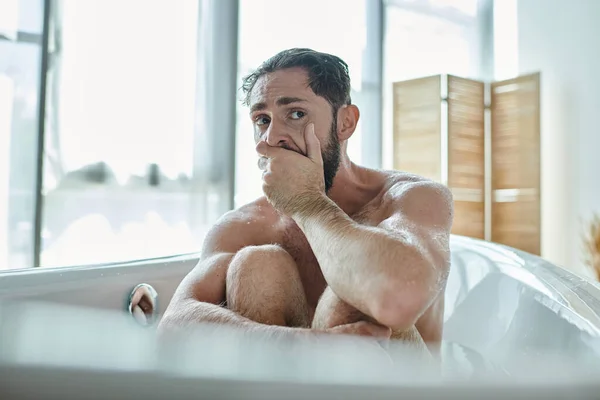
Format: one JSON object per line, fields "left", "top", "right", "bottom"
{"left": 1, "top": 235, "right": 600, "bottom": 399}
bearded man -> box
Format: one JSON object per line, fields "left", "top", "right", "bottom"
{"left": 159, "top": 48, "right": 453, "bottom": 355}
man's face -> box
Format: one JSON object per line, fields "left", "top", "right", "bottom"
{"left": 249, "top": 67, "right": 341, "bottom": 191}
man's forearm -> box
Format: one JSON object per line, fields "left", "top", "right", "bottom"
{"left": 158, "top": 301, "right": 312, "bottom": 341}
{"left": 293, "top": 195, "right": 423, "bottom": 328}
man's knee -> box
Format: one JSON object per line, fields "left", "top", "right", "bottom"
{"left": 225, "top": 244, "right": 307, "bottom": 326}
{"left": 228, "top": 244, "right": 292, "bottom": 278}
{"left": 226, "top": 244, "right": 298, "bottom": 294}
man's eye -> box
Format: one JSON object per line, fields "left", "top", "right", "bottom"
{"left": 256, "top": 116, "right": 270, "bottom": 126}
{"left": 290, "top": 111, "right": 305, "bottom": 120}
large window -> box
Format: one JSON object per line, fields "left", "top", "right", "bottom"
{"left": 1, "top": 0, "right": 236, "bottom": 269}
{"left": 37, "top": 0, "right": 232, "bottom": 267}
{"left": 2, "top": 0, "right": 491, "bottom": 270}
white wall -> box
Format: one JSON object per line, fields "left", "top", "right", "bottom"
{"left": 515, "top": 0, "right": 600, "bottom": 276}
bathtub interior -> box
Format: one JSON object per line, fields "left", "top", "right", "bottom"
{"left": 443, "top": 237, "right": 600, "bottom": 371}
{"left": 0, "top": 235, "right": 600, "bottom": 382}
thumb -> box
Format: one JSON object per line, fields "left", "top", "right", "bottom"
{"left": 304, "top": 123, "right": 322, "bottom": 164}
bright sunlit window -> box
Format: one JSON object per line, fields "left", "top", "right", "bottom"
{"left": 429, "top": 0, "right": 479, "bottom": 16}
{"left": 53, "top": 0, "right": 198, "bottom": 183}
{"left": 39, "top": 0, "right": 215, "bottom": 267}
{"left": 0, "top": 0, "right": 19, "bottom": 39}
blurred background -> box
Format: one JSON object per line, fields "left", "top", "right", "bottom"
{"left": 0, "top": 0, "right": 598, "bottom": 281}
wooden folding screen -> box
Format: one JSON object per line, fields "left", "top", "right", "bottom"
{"left": 393, "top": 75, "right": 485, "bottom": 240}
{"left": 446, "top": 76, "right": 486, "bottom": 240}
{"left": 392, "top": 73, "right": 541, "bottom": 254}
{"left": 490, "top": 74, "right": 541, "bottom": 255}
{"left": 392, "top": 76, "right": 442, "bottom": 181}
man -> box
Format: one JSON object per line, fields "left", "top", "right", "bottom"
{"left": 158, "top": 48, "right": 453, "bottom": 354}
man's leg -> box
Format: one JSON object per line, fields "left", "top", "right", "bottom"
{"left": 312, "top": 286, "right": 427, "bottom": 346}
{"left": 226, "top": 244, "right": 310, "bottom": 328}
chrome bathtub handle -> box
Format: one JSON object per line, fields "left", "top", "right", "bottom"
{"left": 127, "top": 283, "right": 158, "bottom": 326}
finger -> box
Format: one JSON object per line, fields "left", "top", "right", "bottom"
{"left": 255, "top": 141, "right": 269, "bottom": 158}
{"left": 130, "top": 290, "right": 143, "bottom": 307}
{"left": 304, "top": 123, "right": 322, "bottom": 164}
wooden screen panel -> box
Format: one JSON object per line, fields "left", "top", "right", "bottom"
{"left": 491, "top": 73, "right": 541, "bottom": 255}
{"left": 452, "top": 201, "right": 485, "bottom": 239}
{"left": 447, "top": 75, "right": 485, "bottom": 239}
{"left": 492, "top": 200, "right": 540, "bottom": 254}
{"left": 392, "top": 76, "right": 442, "bottom": 181}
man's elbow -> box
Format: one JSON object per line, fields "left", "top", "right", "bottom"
{"left": 371, "top": 295, "right": 422, "bottom": 331}
{"left": 370, "top": 278, "right": 435, "bottom": 331}
{"left": 369, "top": 239, "right": 447, "bottom": 330}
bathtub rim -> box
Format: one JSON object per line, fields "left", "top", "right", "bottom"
{"left": 1, "top": 235, "right": 600, "bottom": 335}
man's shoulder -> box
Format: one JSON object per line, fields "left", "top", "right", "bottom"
{"left": 377, "top": 170, "right": 453, "bottom": 223}
{"left": 202, "top": 197, "right": 281, "bottom": 251}
{"left": 377, "top": 170, "right": 450, "bottom": 198}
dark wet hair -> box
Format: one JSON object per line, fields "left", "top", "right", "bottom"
{"left": 241, "top": 48, "right": 352, "bottom": 111}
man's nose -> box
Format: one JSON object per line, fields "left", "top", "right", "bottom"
{"left": 264, "top": 122, "right": 293, "bottom": 148}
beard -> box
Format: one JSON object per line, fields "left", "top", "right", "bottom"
{"left": 322, "top": 118, "right": 341, "bottom": 193}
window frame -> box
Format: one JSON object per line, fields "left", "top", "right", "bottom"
{"left": 0, "top": 0, "right": 50, "bottom": 268}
